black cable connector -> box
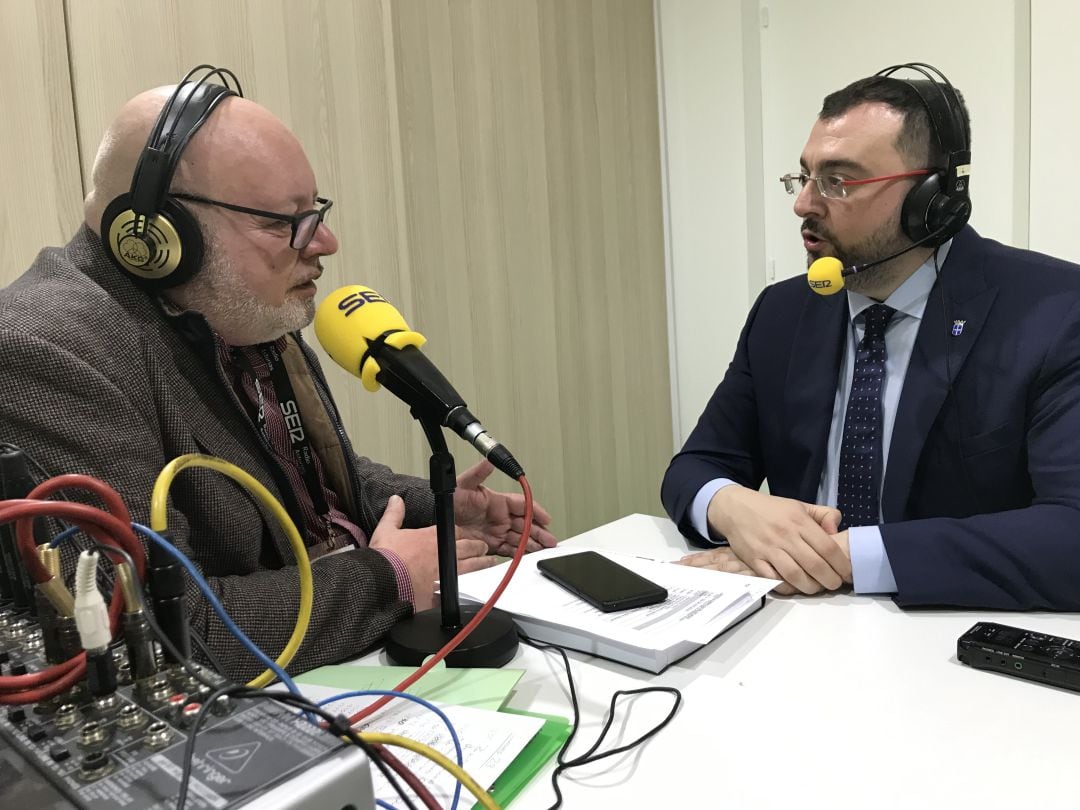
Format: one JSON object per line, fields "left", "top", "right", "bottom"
{"left": 85, "top": 647, "right": 118, "bottom": 698}
{"left": 122, "top": 611, "right": 158, "bottom": 681}
{"left": 147, "top": 531, "right": 190, "bottom": 664}
{"left": 488, "top": 445, "right": 525, "bottom": 480}
{"left": 55, "top": 616, "right": 82, "bottom": 661}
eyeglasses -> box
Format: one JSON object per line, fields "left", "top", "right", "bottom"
{"left": 170, "top": 192, "right": 334, "bottom": 249}
{"left": 779, "top": 169, "right": 930, "bottom": 200}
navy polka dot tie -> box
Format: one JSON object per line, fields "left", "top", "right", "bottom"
{"left": 837, "top": 303, "right": 895, "bottom": 530}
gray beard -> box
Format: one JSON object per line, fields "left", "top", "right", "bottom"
{"left": 167, "top": 239, "right": 314, "bottom": 346}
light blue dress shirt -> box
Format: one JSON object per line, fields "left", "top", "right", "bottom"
{"left": 690, "top": 243, "right": 950, "bottom": 593}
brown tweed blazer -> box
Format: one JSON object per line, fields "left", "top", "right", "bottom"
{"left": 0, "top": 226, "right": 435, "bottom": 680}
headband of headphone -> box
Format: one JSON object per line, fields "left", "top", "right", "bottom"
{"left": 101, "top": 65, "right": 243, "bottom": 289}
{"left": 873, "top": 62, "right": 971, "bottom": 245}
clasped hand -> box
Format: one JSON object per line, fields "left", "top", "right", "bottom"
{"left": 678, "top": 486, "right": 851, "bottom": 595}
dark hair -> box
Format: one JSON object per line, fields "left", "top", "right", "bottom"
{"left": 819, "top": 76, "right": 970, "bottom": 169}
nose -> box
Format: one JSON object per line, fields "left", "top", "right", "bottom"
{"left": 793, "top": 179, "right": 826, "bottom": 220}
{"left": 302, "top": 220, "right": 339, "bottom": 259}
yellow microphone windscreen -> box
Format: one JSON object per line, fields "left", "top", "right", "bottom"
{"left": 314, "top": 286, "right": 427, "bottom": 392}
{"left": 807, "top": 257, "right": 845, "bottom": 296}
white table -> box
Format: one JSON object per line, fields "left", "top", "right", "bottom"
{"left": 376, "top": 514, "right": 1080, "bottom": 810}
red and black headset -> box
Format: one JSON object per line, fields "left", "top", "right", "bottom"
{"left": 100, "top": 65, "right": 242, "bottom": 290}
{"left": 874, "top": 62, "right": 972, "bottom": 246}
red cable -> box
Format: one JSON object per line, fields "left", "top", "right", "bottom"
{"left": 373, "top": 743, "right": 442, "bottom": 810}
{"left": 0, "top": 654, "right": 80, "bottom": 691}
{"left": 347, "top": 474, "right": 534, "bottom": 726}
{"left": 0, "top": 653, "right": 87, "bottom": 704}
{"left": 0, "top": 504, "right": 126, "bottom": 695}
{"left": 1, "top": 501, "right": 136, "bottom": 629}
{"left": 3, "top": 500, "right": 145, "bottom": 583}
{"left": 26, "top": 474, "right": 133, "bottom": 528}
{"left": 0, "top": 487, "right": 143, "bottom": 698}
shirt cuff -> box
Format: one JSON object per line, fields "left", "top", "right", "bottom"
{"left": 848, "top": 526, "right": 898, "bottom": 594}
{"left": 374, "top": 548, "right": 415, "bottom": 608}
{"left": 691, "top": 479, "right": 739, "bottom": 544}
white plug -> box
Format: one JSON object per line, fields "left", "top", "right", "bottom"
{"left": 74, "top": 551, "right": 111, "bottom": 652}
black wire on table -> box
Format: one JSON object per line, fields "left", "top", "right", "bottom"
{"left": 518, "top": 630, "right": 683, "bottom": 810}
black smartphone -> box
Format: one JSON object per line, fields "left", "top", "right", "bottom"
{"left": 536, "top": 550, "right": 668, "bottom": 612}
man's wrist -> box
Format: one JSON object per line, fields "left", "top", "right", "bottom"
{"left": 373, "top": 547, "right": 416, "bottom": 608}
{"left": 706, "top": 484, "right": 741, "bottom": 541}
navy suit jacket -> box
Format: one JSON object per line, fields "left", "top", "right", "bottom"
{"left": 662, "top": 226, "right": 1080, "bottom": 610}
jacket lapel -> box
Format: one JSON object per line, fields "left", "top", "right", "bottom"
{"left": 785, "top": 290, "right": 848, "bottom": 502}
{"left": 882, "top": 227, "right": 999, "bottom": 520}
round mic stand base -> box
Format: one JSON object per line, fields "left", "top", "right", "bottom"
{"left": 385, "top": 606, "right": 520, "bottom": 668}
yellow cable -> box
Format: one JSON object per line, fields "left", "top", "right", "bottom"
{"left": 151, "top": 453, "right": 313, "bottom": 688}
{"left": 358, "top": 732, "right": 501, "bottom": 810}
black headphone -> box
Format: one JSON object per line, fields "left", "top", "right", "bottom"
{"left": 874, "top": 62, "right": 971, "bottom": 246}
{"left": 100, "top": 65, "right": 243, "bottom": 289}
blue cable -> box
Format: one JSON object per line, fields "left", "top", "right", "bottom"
{"left": 376, "top": 800, "right": 399, "bottom": 810}
{"left": 129, "top": 523, "right": 305, "bottom": 701}
{"left": 48, "top": 525, "right": 80, "bottom": 548}
{"left": 318, "top": 689, "right": 464, "bottom": 810}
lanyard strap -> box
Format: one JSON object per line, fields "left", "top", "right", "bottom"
{"left": 237, "top": 343, "right": 332, "bottom": 522}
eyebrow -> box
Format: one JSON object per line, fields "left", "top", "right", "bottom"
{"left": 800, "top": 158, "right": 869, "bottom": 175}
{"left": 287, "top": 190, "right": 319, "bottom": 209}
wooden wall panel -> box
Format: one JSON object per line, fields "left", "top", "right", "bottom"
{"left": 54, "top": 0, "right": 670, "bottom": 537}
{"left": 0, "top": 0, "right": 82, "bottom": 283}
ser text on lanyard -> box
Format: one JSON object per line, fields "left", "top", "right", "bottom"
{"left": 241, "top": 343, "right": 333, "bottom": 530}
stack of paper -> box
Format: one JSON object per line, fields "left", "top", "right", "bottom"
{"left": 456, "top": 546, "right": 778, "bottom": 673}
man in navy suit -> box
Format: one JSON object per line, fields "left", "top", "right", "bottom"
{"left": 661, "top": 66, "right": 1080, "bottom": 611}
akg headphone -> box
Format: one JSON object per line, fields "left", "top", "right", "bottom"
{"left": 874, "top": 62, "right": 972, "bottom": 246}
{"left": 100, "top": 65, "right": 243, "bottom": 289}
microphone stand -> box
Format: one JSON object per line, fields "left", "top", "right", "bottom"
{"left": 384, "top": 413, "right": 519, "bottom": 667}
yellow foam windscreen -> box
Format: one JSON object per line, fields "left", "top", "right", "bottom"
{"left": 807, "top": 257, "right": 845, "bottom": 296}
{"left": 314, "top": 286, "right": 427, "bottom": 392}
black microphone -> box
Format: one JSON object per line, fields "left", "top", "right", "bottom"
{"left": 807, "top": 223, "right": 948, "bottom": 295}
{"left": 313, "top": 285, "right": 524, "bottom": 479}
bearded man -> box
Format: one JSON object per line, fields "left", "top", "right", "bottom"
{"left": 0, "top": 69, "right": 555, "bottom": 680}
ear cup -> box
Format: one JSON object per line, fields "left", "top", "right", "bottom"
{"left": 101, "top": 194, "right": 204, "bottom": 289}
{"left": 901, "top": 172, "right": 970, "bottom": 246}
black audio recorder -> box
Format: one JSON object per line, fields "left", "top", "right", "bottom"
{"left": 957, "top": 621, "right": 1080, "bottom": 693}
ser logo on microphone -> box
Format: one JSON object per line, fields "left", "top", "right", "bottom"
{"left": 337, "top": 289, "right": 388, "bottom": 317}
{"left": 809, "top": 279, "right": 833, "bottom": 289}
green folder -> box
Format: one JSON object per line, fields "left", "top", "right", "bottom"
{"left": 477, "top": 708, "right": 572, "bottom": 809}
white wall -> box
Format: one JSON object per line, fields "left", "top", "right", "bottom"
{"left": 658, "top": 0, "right": 1035, "bottom": 447}
{"left": 1030, "top": 0, "right": 1080, "bottom": 263}
{"left": 759, "top": 0, "right": 1026, "bottom": 283}
{"left": 655, "top": 0, "right": 761, "bottom": 445}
